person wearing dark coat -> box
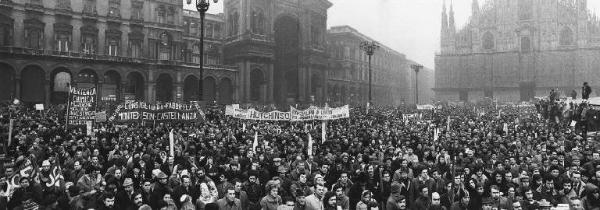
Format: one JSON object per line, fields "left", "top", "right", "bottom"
{"left": 173, "top": 175, "right": 199, "bottom": 207}
{"left": 150, "top": 171, "right": 171, "bottom": 210}
{"left": 583, "top": 82, "right": 592, "bottom": 100}
{"left": 115, "top": 178, "right": 136, "bottom": 210}
{"left": 386, "top": 182, "right": 403, "bottom": 210}
{"left": 7, "top": 177, "right": 43, "bottom": 210}
{"left": 348, "top": 173, "right": 368, "bottom": 210}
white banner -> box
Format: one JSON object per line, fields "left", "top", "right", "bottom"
{"left": 231, "top": 105, "right": 350, "bottom": 121}
{"left": 416, "top": 104, "right": 435, "bottom": 110}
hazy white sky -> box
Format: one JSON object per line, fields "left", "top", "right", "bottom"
{"left": 186, "top": 0, "right": 600, "bottom": 70}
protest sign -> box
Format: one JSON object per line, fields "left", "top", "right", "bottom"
{"left": 68, "top": 87, "right": 96, "bottom": 125}
{"left": 231, "top": 105, "right": 350, "bottom": 121}
{"left": 111, "top": 101, "right": 205, "bottom": 122}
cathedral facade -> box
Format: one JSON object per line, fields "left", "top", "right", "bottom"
{"left": 435, "top": 0, "right": 600, "bottom": 102}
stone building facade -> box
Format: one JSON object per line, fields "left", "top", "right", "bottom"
{"left": 326, "top": 26, "right": 408, "bottom": 106}
{"left": 435, "top": 0, "right": 600, "bottom": 102}
{"left": 223, "top": 0, "right": 331, "bottom": 105}
{"left": 0, "top": 0, "right": 238, "bottom": 105}
{"left": 0, "top": 0, "right": 422, "bottom": 106}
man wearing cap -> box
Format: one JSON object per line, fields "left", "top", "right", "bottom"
{"left": 150, "top": 170, "right": 169, "bottom": 209}
{"left": 116, "top": 178, "right": 135, "bottom": 209}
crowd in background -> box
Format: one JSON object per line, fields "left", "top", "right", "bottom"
{"left": 0, "top": 100, "right": 599, "bottom": 210}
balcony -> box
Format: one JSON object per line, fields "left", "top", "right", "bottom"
{"left": 56, "top": 0, "right": 71, "bottom": 11}
{"left": 225, "top": 33, "right": 273, "bottom": 44}
{"left": 82, "top": 4, "right": 97, "bottom": 16}
{"left": 26, "top": 0, "right": 43, "bottom": 8}
{"left": 0, "top": 46, "right": 239, "bottom": 72}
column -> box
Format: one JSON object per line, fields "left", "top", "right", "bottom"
{"left": 147, "top": 71, "right": 155, "bottom": 103}
{"left": 120, "top": 81, "right": 127, "bottom": 102}
{"left": 267, "top": 62, "right": 274, "bottom": 102}
{"left": 175, "top": 72, "right": 182, "bottom": 102}
{"left": 45, "top": 79, "right": 51, "bottom": 105}
{"left": 97, "top": 80, "right": 103, "bottom": 102}
{"left": 121, "top": 25, "right": 129, "bottom": 58}
{"left": 72, "top": 19, "right": 82, "bottom": 52}
{"left": 13, "top": 11, "right": 25, "bottom": 48}
{"left": 307, "top": 66, "right": 312, "bottom": 102}
{"left": 298, "top": 64, "right": 307, "bottom": 102}
{"left": 14, "top": 77, "right": 20, "bottom": 100}
{"left": 244, "top": 60, "right": 250, "bottom": 102}
{"left": 98, "top": 21, "right": 106, "bottom": 55}
{"left": 43, "top": 16, "right": 54, "bottom": 52}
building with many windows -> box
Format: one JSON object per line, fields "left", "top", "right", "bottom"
{"left": 436, "top": 0, "right": 600, "bottom": 102}
{"left": 0, "top": 0, "right": 427, "bottom": 106}
{"left": 0, "top": 0, "right": 237, "bottom": 105}
{"left": 326, "top": 25, "right": 408, "bottom": 106}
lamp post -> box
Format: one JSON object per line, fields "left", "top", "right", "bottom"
{"left": 411, "top": 64, "right": 423, "bottom": 105}
{"left": 188, "top": 0, "right": 218, "bottom": 102}
{"left": 360, "top": 41, "right": 379, "bottom": 108}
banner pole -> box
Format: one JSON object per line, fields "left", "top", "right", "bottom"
{"left": 65, "top": 84, "right": 72, "bottom": 132}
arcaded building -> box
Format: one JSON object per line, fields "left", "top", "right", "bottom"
{"left": 0, "top": 0, "right": 423, "bottom": 106}
{"left": 435, "top": 0, "right": 600, "bottom": 102}
{"left": 0, "top": 0, "right": 237, "bottom": 105}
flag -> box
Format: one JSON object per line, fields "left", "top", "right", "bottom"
{"left": 8, "top": 119, "right": 13, "bottom": 146}
{"left": 321, "top": 121, "right": 327, "bottom": 143}
{"left": 86, "top": 121, "right": 93, "bottom": 136}
{"left": 307, "top": 133, "right": 313, "bottom": 156}
{"left": 366, "top": 102, "right": 370, "bottom": 114}
{"left": 47, "top": 165, "right": 65, "bottom": 187}
{"left": 253, "top": 132, "right": 258, "bottom": 153}
{"left": 503, "top": 123, "right": 508, "bottom": 135}
{"left": 434, "top": 128, "right": 439, "bottom": 141}
{"left": 243, "top": 123, "right": 246, "bottom": 132}
{"left": 169, "top": 130, "right": 175, "bottom": 157}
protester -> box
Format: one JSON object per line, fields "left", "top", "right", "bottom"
{"left": 583, "top": 82, "right": 592, "bottom": 100}
{"left": 2, "top": 98, "right": 600, "bottom": 210}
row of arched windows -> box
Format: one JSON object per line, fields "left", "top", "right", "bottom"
{"left": 480, "top": 27, "right": 574, "bottom": 51}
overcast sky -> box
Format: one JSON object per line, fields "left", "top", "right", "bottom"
{"left": 186, "top": 0, "right": 600, "bottom": 70}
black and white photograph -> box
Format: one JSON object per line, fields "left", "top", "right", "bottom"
{"left": 2, "top": 0, "right": 600, "bottom": 209}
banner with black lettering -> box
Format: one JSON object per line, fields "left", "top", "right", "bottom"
{"left": 110, "top": 102, "right": 205, "bottom": 122}
{"left": 68, "top": 87, "right": 96, "bottom": 125}
{"left": 231, "top": 105, "right": 350, "bottom": 121}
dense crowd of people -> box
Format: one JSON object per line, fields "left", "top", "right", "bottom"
{"left": 0, "top": 100, "right": 599, "bottom": 210}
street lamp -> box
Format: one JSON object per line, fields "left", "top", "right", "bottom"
{"left": 188, "top": 0, "right": 218, "bottom": 102}
{"left": 411, "top": 64, "right": 423, "bottom": 105}
{"left": 360, "top": 41, "right": 379, "bottom": 109}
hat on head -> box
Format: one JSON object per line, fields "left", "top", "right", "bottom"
{"left": 123, "top": 178, "right": 133, "bottom": 187}
{"left": 42, "top": 160, "right": 51, "bottom": 167}
{"left": 157, "top": 171, "right": 168, "bottom": 179}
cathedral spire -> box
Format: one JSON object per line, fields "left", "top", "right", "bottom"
{"left": 441, "top": 0, "right": 448, "bottom": 49}
{"left": 472, "top": 0, "right": 479, "bottom": 16}
{"left": 449, "top": 0, "right": 455, "bottom": 33}
{"left": 442, "top": 0, "right": 448, "bottom": 31}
